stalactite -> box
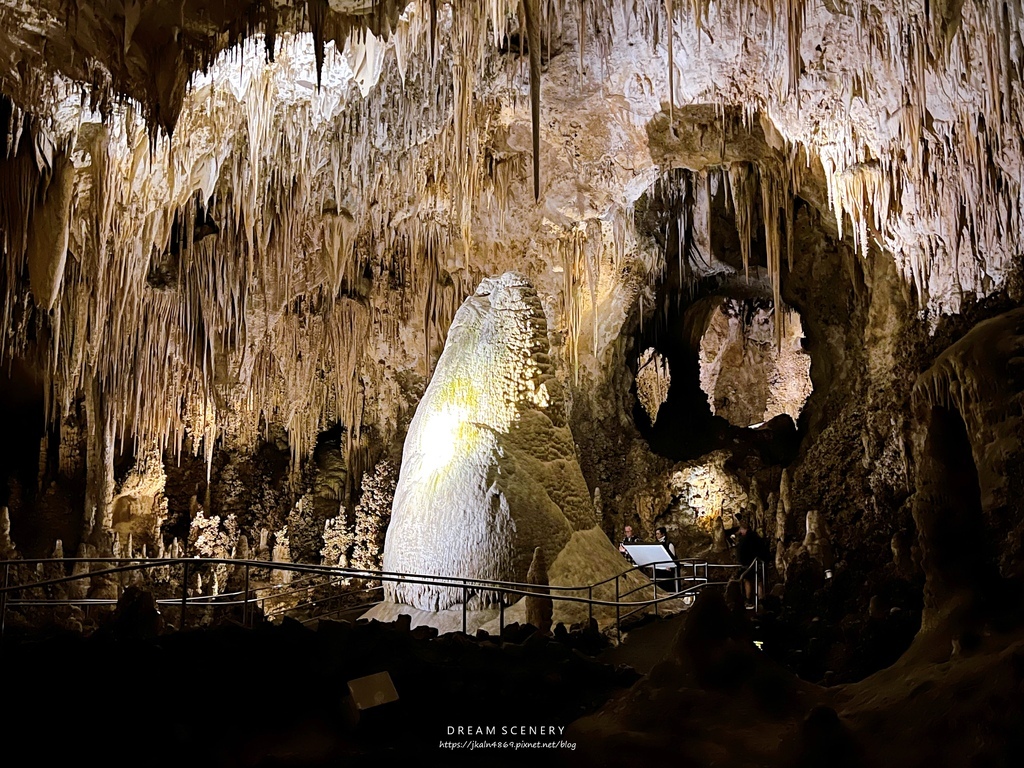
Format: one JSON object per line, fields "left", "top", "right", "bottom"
{"left": 665, "top": 0, "right": 674, "bottom": 128}
{"left": 578, "top": 0, "right": 585, "bottom": 84}
{"left": 728, "top": 162, "right": 755, "bottom": 282}
{"left": 264, "top": 3, "right": 279, "bottom": 63}
{"left": 308, "top": 0, "right": 330, "bottom": 89}
{"left": 522, "top": 0, "right": 542, "bottom": 200}
{"left": 785, "top": 0, "right": 804, "bottom": 96}
{"left": 759, "top": 163, "right": 785, "bottom": 348}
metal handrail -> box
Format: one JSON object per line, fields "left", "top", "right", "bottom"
{"left": 736, "top": 557, "right": 768, "bottom": 612}
{"left": 0, "top": 554, "right": 757, "bottom": 643}
{"left": 285, "top": 581, "right": 384, "bottom": 616}
{"left": 0, "top": 556, "right": 642, "bottom": 595}
{"left": 298, "top": 594, "right": 386, "bottom": 625}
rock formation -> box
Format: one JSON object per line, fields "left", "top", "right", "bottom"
{"left": 0, "top": 506, "right": 16, "bottom": 559}
{"left": 525, "top": 546, "right": 553, "bottom": 634}
{"left": 380, "top": 272, "right": 633, "bottom": 617}
{"left": 910, "top": 308, "right": 1024, "bottom": 632}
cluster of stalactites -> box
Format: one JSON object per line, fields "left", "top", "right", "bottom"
{"left": 557, "top": 210, "right": 636, "bottom": 384}
{"left": 188, "top": 0, "right": 1024, "bottom": 340}
{"left": 657, "top": 1, "right": 1021, "bottom": 316}
{"left": 0, "top": 1, "right": 564, "bottom": 478}
{"left": 636, "top": 347, "right": 671, "bottom": 425}
{"left": 3, "top": 0, "right": 1023, "bottom": 476}
{"left": 647, "top": 162, "right": 794, "bottom": 349}
{"left": 799, "top": 2, "right": 1021, "bottom": 313}
{"left": 0, "top": 47, "right": 371, "bottom": 474}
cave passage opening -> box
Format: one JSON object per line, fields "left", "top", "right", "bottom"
{"left": 697, "top": 296, "right": 812, "bottom": 428}
{"left": 918, "top": 405, "right": 1000, "bottom": 607}
{"left": 629, "top": 169, "right": 810, "bottom": 464}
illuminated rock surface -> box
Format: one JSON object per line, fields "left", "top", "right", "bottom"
{"left": 376, "top": 272, "right": 642, "bottom": 625}
{"left": 698, "top": 297, "right": 811, "bottom": 427}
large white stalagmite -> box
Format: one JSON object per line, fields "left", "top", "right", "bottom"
{"left": 380, "top": 272, "right": 635, "bottom": 618}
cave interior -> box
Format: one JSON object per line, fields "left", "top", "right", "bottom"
{"left": 2, "top": 1, "right": 1024, "bottom": 766}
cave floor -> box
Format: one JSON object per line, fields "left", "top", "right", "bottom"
{"left": 3, "top": 597, "right": 1023, "bottom": 768}
{"left": 600, "top": 610, "right": 690, "bottom": 674}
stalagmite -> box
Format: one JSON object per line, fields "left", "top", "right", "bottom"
{"left": 525, "top": 546, "right": 553, "bottom": 633}
{"left": 257, "top": 528, "right": 271, "bottom": 560}
{"left": 69, "top": 547, "right": 90, "bottom": 600}
{"left": 800, "top": 509, "right": 833, "bottom": 569}
{"left": 0, "top": 506, "right": 16, "bottom": 558}
{"left": 379, "top": 273, "right": 642, "bottom": 622}
{"left": 36, "top": 436, "right": 47, "bottom": 492}
{"left": 271, "top": 527, "right": 292, "bottom": 585}
{"left": 775, "top": 468, "right": 792, "bottom": 579}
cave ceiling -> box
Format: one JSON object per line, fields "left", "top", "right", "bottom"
{"left": 0, "top": 0, "right": 1020, "bottom": 469}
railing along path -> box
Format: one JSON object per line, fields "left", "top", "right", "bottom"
{"left": 0, "top": 554, "right": 766, "bottom": 645}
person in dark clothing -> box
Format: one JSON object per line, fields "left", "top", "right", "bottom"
{"left": 654, "top": 526, "right": 678, "bottom": 592}
{"left": 655, "top": 526, "right": 676, "bottom": 559}
{"left": 736, "top": 522, "right": 769, "bottom": 605}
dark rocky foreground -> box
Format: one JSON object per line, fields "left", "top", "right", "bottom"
{"left": 571, "top": 590, "right": 1024, "bottom": 768}
{"left": 5, "top": 586, "right": 1024, "bottom": 768}
{"left": 0, "top": 609, "right": 634, "bottom": 768}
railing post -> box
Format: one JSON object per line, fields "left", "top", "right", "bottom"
{"left": 180, "top": 560, "right": 189, "bottom": 631}
{"left": 755, "top": 560, "right": 762, "bottom": 613}
{"left": 752, "top": 560, "right": 758, "bottom": 613}
{"left": 499, "top": 596, "right": 505, "bottom": 636}
{"left": 462, "top": 583, "right": 468, "bottom": 635}
{"left": 243, "top": 563, "right": 250, "bottom": 629}
{"left": 588, "top": 584, "right": 593, "bottom": 625}
{"left": 615, "top": 574, "right": 621, "bottom": 645}
{"left": 0, "top": 561, "right": 10, "bottom": 644}
{"left": 653, "top": 570, "right": 659, "bottom": 617}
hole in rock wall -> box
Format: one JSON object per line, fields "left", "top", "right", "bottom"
{"left": 630, "top": 303, "right": 724, "bottom": 460}
{"left": 697, "top": 296, "right": 812, "bottom": 428}
{"left": 630, "top": 168, "right": 807, "bottom": 464}
{"left": 918, "top": 406, "right": 999, "bottom": 601}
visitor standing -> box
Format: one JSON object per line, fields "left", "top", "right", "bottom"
{"left": 654, "top": 526, "right": 678, "bottom": 592}
{"left": 618, "top": 524, "right": 639, "bottom": 563}
{"left": 735, "top": 521, "right": 769, "bottom": 606}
